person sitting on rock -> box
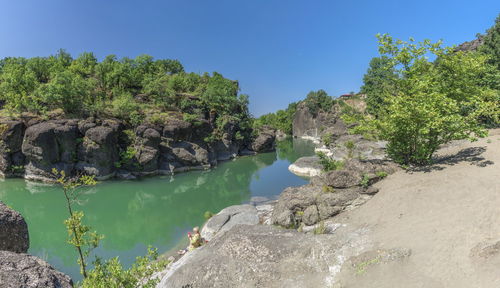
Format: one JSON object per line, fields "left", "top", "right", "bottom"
{"left": 178, "top": 227, "right": 205, "bottom": 255}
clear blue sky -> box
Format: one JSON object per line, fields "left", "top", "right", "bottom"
{"left": 0, "top": 1, "right": 498, "bottom": 116}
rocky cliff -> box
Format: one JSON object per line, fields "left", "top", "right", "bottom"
{"left": 0, "top": 116, "right": 275, "bottom": 182}
{"left": 292, "top": 102, "right": 348, "bottom": 139}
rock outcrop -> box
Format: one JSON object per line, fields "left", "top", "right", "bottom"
{"left": 0, "top": 251, "right": 73, "bottom": 288}
{"left": 292, "top": 102, "right": 347, "bottom": 139}
{"left": 0, "top": 203, "right": 73, "bottom": 287}
{"left": 251, "top": 127, "right": 276, "bottom": 153}
{"left": 157, "top": 224, "right": 373, "bottom": 288}
{"left": 320, "top": 134, "right": 388, "bottom": 161}
{"left": 0, "top": 201, "right": 29, "bottom": 253}
{"left": 288, "top": 156, "right": 322, "bottom": 177}
{"left": 273, "top": 158, "right": 398, "bottom": 227}
{"left": 0, "top": 116, "right": 276, "bottom": 181}
{"left": 0, "top": 121, "right": 26, "bottom": 177}
{"left": 201, "top": 204, "right": 259, "bottom": 241}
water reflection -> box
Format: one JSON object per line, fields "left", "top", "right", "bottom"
{"left": 0, "top": 138, "right": 315, "bottom": 281}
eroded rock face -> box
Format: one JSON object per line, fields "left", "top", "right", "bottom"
{"left": 292, "top": 102, "right": 347, "bottom": 139}
{"left": 0, "top": 120, "right": 25, "bottom": 176}
{"left": 251, "top": 127, "right": 276, "bottom": 153}
{"left": 0, "top": 114, "right": 275, "bottom": 181}
{"left": 273, "top": 159, "right": 399, "bottom": 227}
{"left": 0, "top": 201, "right": 29, "bottom": 253}
{"left": 22, "top": 121, "right": 74, "bottom": 181}
{"left": 76, "top": 125, "right": 119, "bottom": 179}
{"left": 157, "top": 224, "right": 372, "bottom": 288}
{"left": 0, "top": 251, "right": 73, "bottom": 288}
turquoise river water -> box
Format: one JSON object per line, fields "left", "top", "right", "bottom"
{"left": 0, "top": 138, "right": 314, "bottom": 282}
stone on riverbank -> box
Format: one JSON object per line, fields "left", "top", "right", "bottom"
{"left": 201, "top": 204, "right": 259, "bottom": 241}
{"left": 288, "top": 156, "right": 322, "bottom": 177}
{"left": 0, "top": 201, "right": 29, "bottom": 253}
{"left": 0, "top": 251, "right": 73, "bottom": 288}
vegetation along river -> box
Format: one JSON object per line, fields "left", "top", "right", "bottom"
{"left": 0, "top": 138, "right": 314, "bottom": 281}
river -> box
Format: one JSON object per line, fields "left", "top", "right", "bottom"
{"left": 0, "top": 138, "right": 314, "bottom": 282}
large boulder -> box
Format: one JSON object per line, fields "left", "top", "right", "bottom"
{"left": 251, "top": 127, "right": 276, "bottom": 153}
{"left": 22, "top": 121, "right": 79, "bottom": 181}
{"left": 76, "top": 125, "right": 119, "bottom": 179}
{"left": 0, "top": 251, "right": 73, "bottom": 288}
{"left": 0, "top": 201, "right": 29, "bottom": 253}
{"left": 288, "top": 156, "right": 322, "bottom": 177}
{"left": 157, "top": 224, "right": 373, "bottom": 288}
{"left": 201, "top": 205, "right": 259, "bottom": 241}
{"left": 159, "top": 141, "right": 212, "bottom": 174}
{"left": 271, "top": 184, "right": 361, "bottom": 227}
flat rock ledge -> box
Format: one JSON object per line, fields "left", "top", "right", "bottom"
{"left": 201, "top": 204, "right": 259, "bottom": 242}
{"left": 0, "top": 251, "right": 73, "bottom": 288}
{"left": 156, "top": 224, "right": 375, "bottom": 288}
{"left": 288, "top": 156, "right": 322, "bottom": 177}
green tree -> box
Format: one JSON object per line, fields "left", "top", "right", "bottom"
{"left": 52, "top": 169, "right": 168, "bottom": 286}
{"left": 360, "top": 56, "right": 397, "bottom": 116}
{"left": 52, "top": 169, "right": 100, "bottom": 278}
{"left": 348, "top": 34, "right": 498, "bottom": 165}
{"left": 304, "top": 90, "right": 333, "bottom": 116}
{"left": 480, "top": 13, "right": 500, "bottom": 69}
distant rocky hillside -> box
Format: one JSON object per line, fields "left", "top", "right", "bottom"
{"left": 454, "top": 36, "right": 484, "bottom": 52}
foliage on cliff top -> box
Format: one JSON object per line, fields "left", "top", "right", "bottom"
{"left": 0, "top": 51, "right": 252, "bottom": 136}
{"left": 254, "top": 89, "right": 337, "bottom": 135}
{"left": 253, "top": 102, "right": 298, "bottom": 135}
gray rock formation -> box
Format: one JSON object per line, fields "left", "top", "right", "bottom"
{"left": 288, "top": 156, "right": 322, "bottom": 177}
{"left": 292, "top": 102, "right": 347, "bottom": 139}
{"left": 455, "top": 36, "right": 484, "bottom": 52}
{"left": 0, "top": 115, "right": 276, "bottom": 181}
{"left": 322, "top": 134, "right": 388, "bottom": 161}
{"left": 251, "top": 127, "right": 276, "bottom": 153}
{"left": 0, "top": 120, "right": 25, "bottom": 177}
{"left": 273, "top": 159, "right": 398, "bottom": 227}
{"left": 156, "top": 224, "right": 373, "bottom": 288}
{"left": 22, "top": 121, "right": 79, "bottom": 181}
{"left": 0, "top": 251, "right": 73, "bottom": 288}
{"left": 0, "top": 201, "right": 29, "bottom": 253}
{"left": 76, "top": 125, "right": 119, "bottom": 179}
{"left": 201, "top": 204, "right": 259, "bottom": 241}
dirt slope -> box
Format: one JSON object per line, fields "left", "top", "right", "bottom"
{"left": 335, "top": 130, "right": 500, "bottom": 288}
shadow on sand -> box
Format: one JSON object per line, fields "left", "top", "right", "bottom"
{"left": 409, "top": 146, "right": 494, "bottom": 173}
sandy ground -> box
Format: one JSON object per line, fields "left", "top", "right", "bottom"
{"left": 335, "top": 129, "right": 500, "bottom": 288}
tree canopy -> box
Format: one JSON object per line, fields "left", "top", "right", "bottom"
{"left": 0, "top": 50, "right": 252, "bottom": 139}
{"left": 346, "top": 34, "right": 499, "bottom": 165}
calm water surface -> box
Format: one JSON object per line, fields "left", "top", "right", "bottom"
{"left": 0, "top": 138, "right": 314, "bottom": 281}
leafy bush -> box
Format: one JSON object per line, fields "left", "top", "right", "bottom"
{"left": 317, "top": 152, "right": 344, "bottom": 171}
{"left": 360, "top": 174, "right": 370, "bottom": 188}
{"left": 81, "top": 247, "right": 168, "bottom": 288}
{"left": 321, "top": 132, "right": 333, "bottom": 146}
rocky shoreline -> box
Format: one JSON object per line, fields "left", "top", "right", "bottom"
{"left": 0, "top": 117, "right": 276, "bottom": 182}
{"left": 0, "top": 201, "right": 73, "bottom": 287}
{"left": 155, "top": 127, "right": 401, "bottom": 287}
